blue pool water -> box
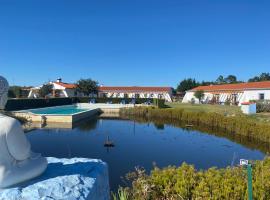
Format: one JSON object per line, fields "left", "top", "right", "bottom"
{"left": 30, "top": 106, "right": 87, "bottom": 115}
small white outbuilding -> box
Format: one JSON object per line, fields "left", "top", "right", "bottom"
{"left": 241, "top": 102, "right": 257, "bottom": 115}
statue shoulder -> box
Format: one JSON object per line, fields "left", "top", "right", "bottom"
{"left": 0, "top": 115, "right": 21, "bottom": 131}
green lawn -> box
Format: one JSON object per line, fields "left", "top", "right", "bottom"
{"left": 166, "top": 102, "right": 242, "bottom": 115}
{"left": 166, "top": 102, "right": 270, "bottom": 122}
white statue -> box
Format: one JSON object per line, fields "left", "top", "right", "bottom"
{"left": 0, "top": 76, "right": 47, "bottom": 188}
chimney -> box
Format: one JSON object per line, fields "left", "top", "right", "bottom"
{"left": 56, "top": 78, "right": 62, "bottom": 83}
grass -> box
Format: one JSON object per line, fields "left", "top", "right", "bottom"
{"left": 166, "top": 102, "right": 242, "bottom": 115}
{"left": 166, "top": 102, "right": 270, "bottom": 123}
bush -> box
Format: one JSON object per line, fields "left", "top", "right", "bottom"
{"left": 153, "top": 99, "right": 165, "bottom": 108}
{"left": 5, "top": 98, "right": 73, "bottom": 111}
{"left": 39, "top": 84, "right": 53, "bottom": 98}
{"left": 118, "top": 107, "right": 270, "bottom": 199}
{"left": 74, "top": 97, "right": 156, "bottom": 105}
{"left": 123, "top": 158, "right": 270, "bottom": 200}
{"left": 256, "top": 102, "right": 270, "bottom": 113}
{"left": 8, "top": 86, "right": 22, "bottom": 98}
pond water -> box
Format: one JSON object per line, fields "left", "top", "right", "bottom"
{"left": 27, "top": 118, "right": 265, "bottom": 191}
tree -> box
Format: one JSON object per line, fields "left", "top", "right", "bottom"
{"left": 39, "top": 84, "right": 53, "bottom": 98}
{"left": 177, "top": 78, "right": 199, "bottom": 93}
{"left": 194, "top": 90, "right": 205, "bottom": 103}
{"left": 8, "top": 86, "right": 22, "bottom": 98}
{"left": 76, "top": 78, "right": 98, "bottom": 96}
{"left": 224, "top": 75, "right": 238, "bottom": 84}
{"left": 249, "top": 73, "right": 270, "bottom": 82}
{"left": 216, "top": 75, "right": 225, "bottom": 84}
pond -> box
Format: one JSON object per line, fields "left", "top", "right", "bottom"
{"left": 27, "top": 117, "right": 265, "bottom": 191}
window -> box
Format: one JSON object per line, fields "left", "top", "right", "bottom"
{"left": 259, "top": 93, "right": 265, "bottom": 100}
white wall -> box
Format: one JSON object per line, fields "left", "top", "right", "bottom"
{"left": 242, "top": 90, "right": 270, "bottom": 102}
{"left": 183, "top": 89, "right": 270, "bottom": 105}
{"left": 182, "top": 92, "right": 199, "bottom": 103}
{"left": 64, "top": 89, "right": 76, "bottom": 97}
{"left": 99, "top": 92, "right": 172, "bottom": 102}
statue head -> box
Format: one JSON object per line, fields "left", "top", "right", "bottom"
{"left": 0, "top": 76, "right": 9, "bottom": 110}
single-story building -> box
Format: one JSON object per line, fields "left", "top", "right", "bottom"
{"left": 98, "top": 86, "right": 173, "bottom": 102}
{"left": 28, "top": 79, "right": 77, "bottom": 98}
{"left": 28, "top": 79, "right": 173, "bottom": 101}
{"left": 182, "top": 81, "right": 270, "bottom": 105}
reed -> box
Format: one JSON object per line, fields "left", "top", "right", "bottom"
{"left": 120, "top": 107, "right": 270, "bottom": 146}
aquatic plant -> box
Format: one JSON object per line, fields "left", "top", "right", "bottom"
{"left": 112, "top": 187, "right": 130, "bottom": 200}
{"left": 120, "top": 107, "right": 270, "bottom": 147}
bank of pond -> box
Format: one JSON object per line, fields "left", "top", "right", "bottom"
{"left": 26, "top": 106, "right": 270, "bottom": 200}
{"left": 115, "top": 107, "right": 270, "bottom": 200}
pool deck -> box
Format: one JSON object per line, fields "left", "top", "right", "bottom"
{"left": 12, "top": 103, "right": 135, "bottom": 125}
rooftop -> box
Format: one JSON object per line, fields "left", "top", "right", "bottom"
{"left": 53, "top": 82, "right": 77, "bottom": 89}
{"left": 98, "top": 86, "right": 172, "bottom": 93}
{"left": 191, "top": 81, "right": 270, "bottom": 92}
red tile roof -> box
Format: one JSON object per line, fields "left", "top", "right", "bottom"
{"left": 98, "top": 86, "right": 172, "bottom": 93}
{"left": 54, "top": 82, "right": 77, "bottom": 89}
{"left": 191, "top": 81, "right": 270, "bottom": 92}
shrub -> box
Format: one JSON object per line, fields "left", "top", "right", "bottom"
{"left": 39, "top": 84, "right": 53, "bottom": 98}
{"left": 122, "top": 158, "right": 270, "bottom": 200}
{"left": 256, "top": 102, "right": 270, "bottom": 113}
{"left": 5, "top": 98, "right": 73, "bottom": 111}
{"left": 194, "top": 90, "right": 205, "bottom": 103}
{"left": 74, "top": 97, "right": 156, "bottom": 105}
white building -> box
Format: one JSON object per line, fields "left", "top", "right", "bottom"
{"left": 28, "top": 79, "right": 77, "bottom": 98}
{"left": 98, "top": 86, "right": 173, "bottom": 102}
{"left": 28, "top": 79, "right": 173, "bottom": 102}
{"left": 182, "top": 81, "right": 270, "bottom": 105}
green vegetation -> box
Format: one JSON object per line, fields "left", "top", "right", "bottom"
{"left": 120, "top": 107, "right": 270, "bottom": 145}
{"left": 176, "top": 74, "right": 244, "bottom": 93}
{"left": 39, "top": 84, "right": 53, "bottom": 98}
{"left": 5, "top": 98, "right": 73, "bottom": 111}
{"left": 215, "top": 74, "right": 240, "bottom": 84}
{"left": 194, "top": 90, "right": 205, "bottom": 103}
{"left": 119, "top": 106, "right": 270, "bottom": 199}
{"left": 76, "top": 78, "right": 98, "bottom": 96}
{"left": 8, "top": 86, "right": 22, "bottom": 98}
{"left": 153, "top": 99, "right": 165, "bottom": 108}
{"left": 248, "top": 72, "right": 270, "bottom": 82}
{"left": 76, "top": 97, "right": 154, "bottom": 104}
{"left": 167, "top": 102, "right": 270, "bottom": 122}
{"left": 4, "top": 97, "right": 164, "bottom": 111}
{"left": 112, "top": 188, "right": 130, "bottom": 200}
{"left": 166, "top": 103, "right": 242, "bottom": 115}
{"left": 256, "top": 101, "right": 270, "bottom": 113}
{"left": 176, "top": 72, "right": 270, "bottom": 94}
{"left": 177, "top": 78, "right": 199, "bottom": 93}
{"left": 119, "top": 158, "right": 270, "bottom": 200}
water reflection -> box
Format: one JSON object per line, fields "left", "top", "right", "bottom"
{"left": 123, "top": 116, "right": 270, "bottom": 154}
{"left": 27, "top": 117, "right": 265, "bottom": 191}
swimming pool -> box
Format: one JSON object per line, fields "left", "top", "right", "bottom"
{"left": 13, "top": 105, "right": 100, "bottom": 123}
{"left": 29, "top": 106, "right": 88, "bottom": 115}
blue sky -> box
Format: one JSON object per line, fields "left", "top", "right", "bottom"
{"left": 0, "top": 0, "right": 270, "bottom": 87}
